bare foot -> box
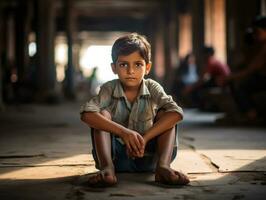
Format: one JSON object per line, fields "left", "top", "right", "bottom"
{"left": 155, "top": 166, "right": 190, "bottom": 185}
{"left": 88, "top": 167, "right": 117, "bottom": 187}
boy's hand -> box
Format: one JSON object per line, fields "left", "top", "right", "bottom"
{"left": 126, "top": 136, "right": 147, "bottom": 158}
{"left": 120, "top": 129, "right": 144, "bottom": 157}
{"left": 126, "top": 147, "right": 144, "bottom": 158}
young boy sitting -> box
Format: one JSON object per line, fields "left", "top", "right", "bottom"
{"left": 80, "top": 33, "right": 190, "bottom": 187}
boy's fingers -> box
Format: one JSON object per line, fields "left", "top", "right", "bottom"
{"left": 133, "top": 137, "right": 141, "bottom": 151}
{"left": 137, "top": 135, "right": 144, "bottom": 147}
{"left": 137, "top": 135, "right": 145, "bottom": 148}
{"left": 129, "top": 139, "right": 139, "bottom": 154}
{"left": 131, "top": 134, "right": 142, "bottom": 154}
{"left": 126, "top": 142, "right": 132, "bottom": 153}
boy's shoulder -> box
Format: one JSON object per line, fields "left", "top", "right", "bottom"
{"left": 144, "top": 78, "right": 163, "bottom": 89}
{"left": 101, "top": 79, "right": 119, "bottom": 89}
{"left": 144, "top": 78, "right": 158, "bottom": 84}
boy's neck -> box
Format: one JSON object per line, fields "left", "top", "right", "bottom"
{"left": 123, "top": 84, "right": 141, "bottom": 103}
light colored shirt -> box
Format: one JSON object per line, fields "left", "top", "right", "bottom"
{"left": 80, "top": 78, "right": 183, "bottom": 141}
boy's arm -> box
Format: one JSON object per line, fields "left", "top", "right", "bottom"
{"left": 81, "top": 112, "right": 144, "bottom": 155}
{"left": 144, "top": 80, "right": 183, "bottom": 143}
{"left": 143, "top": 112, "right": 182, "bottom": 143}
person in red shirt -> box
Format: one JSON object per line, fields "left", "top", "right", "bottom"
{"left": 203, "top": 47, "right": 231, "bottom": 83}
{"left": 196, "top": 46, "right": 230, "bottom": 89}
{"left": 183, "top": 46, "right": 231, "bottom": 109}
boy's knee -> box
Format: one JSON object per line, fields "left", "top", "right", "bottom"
{"left": 99, "top": 109, "right": 112, "bottom": 120}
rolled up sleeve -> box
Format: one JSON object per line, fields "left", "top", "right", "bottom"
{"left": 80, "top": 83, "right": 112, "bottom": 114}
{"left": 148, "top": 79, "right": 183, "bottom": 117}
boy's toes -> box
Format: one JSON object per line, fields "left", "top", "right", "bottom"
{"left": 155, "top": 167, "right": 190, "bottom": 186}
{"left": 173, "top": 171, "right": 190, "bottom": 185}
{"left": 87, "top": 171, "right": 117, "bottom": 187}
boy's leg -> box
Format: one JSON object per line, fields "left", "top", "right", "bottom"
{"left": 154, "top": 111, "right": 189, "bottom": 185}
{"left": 88, "top": 110, "right": 117, "bottom": 186}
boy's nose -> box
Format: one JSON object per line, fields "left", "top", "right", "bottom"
{"left": 127, "top": 66, "right": 135, "bottom": 74}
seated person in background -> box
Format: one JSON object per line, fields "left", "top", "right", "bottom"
{"left": 218, "top": 16, "right": 266, "bottom": 123}
{"left": 172, "top": 53, "right": 199, "bottom": 107}
{"left": 183, "top": 46, "right": 231, "bottom": 110}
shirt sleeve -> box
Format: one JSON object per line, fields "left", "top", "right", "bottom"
{"left": 80, "top": 82, "right": 113, "bottom": 114}
{"left": 148, "top": 79, "right": 183, "bottom": 117}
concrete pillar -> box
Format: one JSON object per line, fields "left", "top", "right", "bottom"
{"left": 226, "top": 0, "right": 259, "bottom": 69}
{"left": 2, "top": 10, "right": 16, "bottom": 103}
{"left": 64, "top": 0, "right": 76, "bottom": 100}
{"left": 204, "top": 0, "right": 226, "bottom": 62}
{"left": 15, "top": 1, "right": 30, "bottom": 84}
{"left": 163, "top": 0, "right": 178, "bottom": 92}
{"left": 0, "top": 9, "right": 4, "bottom": 109}
{"left": 191, "top": 0, "right": 205, "bottom": 71}
{"left": 153, "top": 12, "right": 165, "bottom": 84}
{"left": 36, "top": 0, "right": 57, "bottom": 102}
{"left": 178, "top": 14, "right": 192, "bottom": 58}
{"left": 143, "top": 17, "right": 157, "bottom": 80}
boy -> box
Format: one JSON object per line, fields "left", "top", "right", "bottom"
{"left": 80, "top": 33, "right": 189, "bottom": 187}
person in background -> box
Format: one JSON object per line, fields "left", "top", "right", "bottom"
{"left": 183, "top": 46, "right": 231, "bottom": 110}
{"left": 218, "top": 16, "right": 266, "bottom": 123}
{"left": 172, "top": 53, "right": 199, "bottom": 107}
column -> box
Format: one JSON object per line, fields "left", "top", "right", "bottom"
{"left": 64, "top": 0, "right": 76, "bottom": 99}
{"left": 36, "top": 0, "right": 57, "bottom": 102}
{"left": 15, "top": 1, "right": 30, "bottom": 84}
{"left": 153, "top": 12, "right": 165, "bottom": 84}
{"left": 163, "top": 0, "right": 178, "bottom": 92}
{"left": 191, "top": 0, "right": 205, "bottom": 70}
{"left": 0, "top": 8, "right": 3, "bottom": 108}
{"left": 226, "top": 0, "right": 259, "bottom": 69}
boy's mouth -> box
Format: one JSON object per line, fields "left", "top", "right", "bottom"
{"left": 125, "top": 77, "right": 136, "bottom": 80}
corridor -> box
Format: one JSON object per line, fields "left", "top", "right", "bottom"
{"left": 0, "top": 102, "right": 265, "bottom": 200}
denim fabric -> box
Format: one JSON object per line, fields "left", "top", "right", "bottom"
{"left": 91, "top": 128, "right": 178, "bottom": 172}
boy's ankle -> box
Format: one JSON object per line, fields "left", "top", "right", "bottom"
{"left": 156, "top": 163, "right": 170, "bottom": 170}
{"left": 99, "top": 163, "right": 115, "bottom": 171}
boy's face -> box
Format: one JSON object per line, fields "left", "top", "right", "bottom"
{"left": 111, "top": 51, "right": 151, "bottom": 89}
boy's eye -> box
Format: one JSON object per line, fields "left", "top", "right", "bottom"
{"left": 135, "top": 63, "right": 144, "bottom": 68}
{"left": 119, "top": 63, "right": 128, "bottom": 68}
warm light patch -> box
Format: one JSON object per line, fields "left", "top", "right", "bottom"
{"left": 80, "top": 45, "right": 116, "bottom": 83}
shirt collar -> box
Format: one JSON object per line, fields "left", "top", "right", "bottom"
{"left": 139, "top": 79, "right": 150, "bottom": 97}
{"left": 113, "top": 79, "right": 150, "bottom": 98}
{"left": 113, "top": 80, "right": 125, "bottom": 98}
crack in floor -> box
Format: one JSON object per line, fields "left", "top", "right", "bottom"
{"left": 0, "top": 163, "right": 94, "bottom": 168}
{"left": 0, "top": 154, "right": 46, "bottom": 159}
{"left": 181, "top": 142, "right": 219, "bottom": 173}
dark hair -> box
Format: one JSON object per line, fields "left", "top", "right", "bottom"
{"left": 203, "top": 46, "right": 215, "bottom": 56}
{"left": 184, "top": 52, "right": 194, "bottom": 62}
{"left": 252, "top": 15, "right": 266, "bottom": 29}
{"left": 111, "top": 33, "right": 151, "bottom": 63}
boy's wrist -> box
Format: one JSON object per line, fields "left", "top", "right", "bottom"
{"left": 116, "top": 126, "right": 128, "bottom": 138}
{"left": 143, "top": 132, "right": 151, "bottom": 144}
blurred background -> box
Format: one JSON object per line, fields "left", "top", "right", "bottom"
{"left": 0, "top": 0, "right": 266, "bottom": 124}
{"left": 0, "top": 2, "right": 266, "bottom": 199}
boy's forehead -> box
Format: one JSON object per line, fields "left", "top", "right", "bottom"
{"left": 116, "top": 51, "right": 144, "bottom": 61}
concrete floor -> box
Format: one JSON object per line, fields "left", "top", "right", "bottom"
{"left": 0, "top": 102, "right": 265, "bottom": 200}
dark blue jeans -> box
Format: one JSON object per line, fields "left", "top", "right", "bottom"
{"left": 91, "top": 128, "right": 178, "bottom": 172}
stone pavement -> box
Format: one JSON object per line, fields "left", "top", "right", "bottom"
{"left": 0, "top": 103, "right": 265, "bottom": 200}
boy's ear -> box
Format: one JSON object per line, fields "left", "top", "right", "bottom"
{"left": 145, "top": 62, "right": 152, "bottom": 75}
{"left": 111, "top": 63, "right": 117, "bottom": 74}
